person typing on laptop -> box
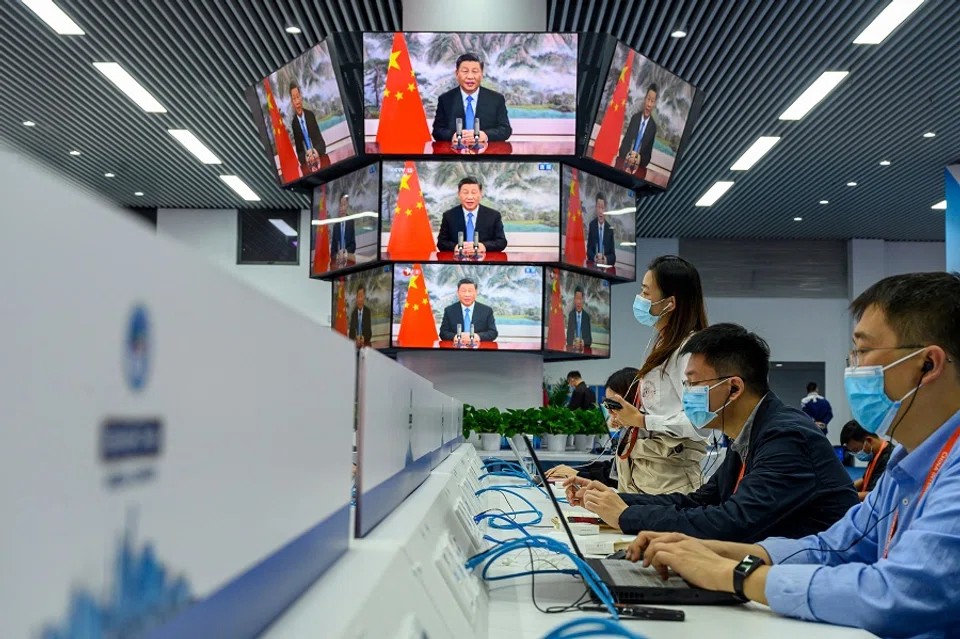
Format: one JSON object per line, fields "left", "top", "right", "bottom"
{"left": 563, "top": 323, "right": 858, "bottom": 541}
{"left": 625, "top": 273, "right": 960, "bottom": 639}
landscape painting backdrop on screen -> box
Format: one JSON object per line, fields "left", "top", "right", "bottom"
{"left": 332, "top": 265, "right": 393, "bottom": 350}
{"left": 561, "top": 165, "right": 637, "bottom": 281}
{"left": 380, "top": 160, "right": 560, "bottom": 262}
{"left": 253, "top": 40, "right": 356, "bottom": 185}
{"left": 363, "top": 33, "right": 577, "bottom": 155}
{"left": 543, "top": 268, "right": 611, "bottom": 357}
{"left": 586, "top": 40, "right": 697, "bottom": 189}
{"left": 310, "top": 163, "right": 381, "bottom": 278}
{"left": 391, "top": 263, "right": 543, "bottom": 351}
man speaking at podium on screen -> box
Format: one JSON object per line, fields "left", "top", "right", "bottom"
{"left": 617, "top": 83, "right": 658, "bottom": 171}
{"left": 436, "top": 177, "right": 508, "bottom": 254}
{"left": 288, "top": 82, "right": 327, "bottom": 169}
{"left": 432, "top": 53, "right": 512, "bottom": 144}
{"left": 439, "top": 278, "right": 498, "bottom": 344}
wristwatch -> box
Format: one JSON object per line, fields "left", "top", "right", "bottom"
{"left": 732, "top": 555, "right": 765, "bottom": 602}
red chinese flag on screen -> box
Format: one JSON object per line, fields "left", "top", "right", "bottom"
{"left": 547, "top": 268, "right": 567, "bottom": 351}
{"left": 564, "top": 168, "right": 587, "bottom": 265}
{"left": 263, "top": 79, "right": 301, "bottom": 183}
{"left": 376, "top": 33, "right": 432, "bottom": 153}
{"left": 387, "top": 161, "right": 436, "bottom": 259}
{"left": 334, "top": 278, "right": 348, "bottom": 336}
{"left": 397, "top": 264, "right": 440, "bottom": 347}
{"left": 592, "top": 49, "right": 635, "bottom": 165}
{"left": 312, "top": 183, "right": 331, "bottom": 274}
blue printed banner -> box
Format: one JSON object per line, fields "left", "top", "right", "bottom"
{"left": 947, "top": 166, "right": 960, "bottom": 273}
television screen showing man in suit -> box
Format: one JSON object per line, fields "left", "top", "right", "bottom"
{"left": 348, "top": 285, "right": 373, "bottom": 346}
{"left": 585, "top": 192, "right": 617, "bottom": 266}
{"left": 330, "top": 194, "right": 356, "bottom": 255}
{"left": 566, "top": 286, "right": 592, "bottom": 349}
{"left": 311, "top": 164, "right": 380, "bottom": 278}
{"left": 392, "top": 263, "right": 543, "bottom": 350}
{"left": 544, "top": 269, "right": 610, "bottom": 357}
{"left": 251, "top": 40, "right": 356, "bottom": 185}
{"left": 586, "top": 41, "right": 698, "bottom": 189}
{"left": 332, "top": 266, "right": 392, "bottom": 350}
{"left": 362, "top": 32, "right": 577, "bottom": 155}
{"left": 380, "top": 161, "right": 560, "bottom": 263}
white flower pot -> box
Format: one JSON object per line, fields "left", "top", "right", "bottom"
{"left": 466, "top": 432, "right": 482, "bottom": 449}
{"left": 545, "top": 433, "right": 568, "bottom": 453}
{"left": 574, "top": 434, "right": 595, "bottom": 452}
{"left": 481, "top": 433, "right": 502, "bottom": 452}
{"left": 567, "top": 434, "right": 576, "bottom": 447}
{"left": 511, "top": 434, "right": 528, "bottom": 450}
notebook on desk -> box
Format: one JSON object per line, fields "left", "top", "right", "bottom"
{"left": 521, "top": 435, "right": 743, "bottom": 606}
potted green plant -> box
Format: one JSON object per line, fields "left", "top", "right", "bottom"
{"left": 466, "top": 406, "right": 503, "bottom": 451}
{"left": 504, "top": 408, "right": 543, "bottom": 450}
{"left": 462, "top": 404, "right": 481, "bottom": 448}
{"left": 573, "top": 408, "right": 607, "bottom": 452}
{"left": 539, "top": 406, "right": 579, "bottom": 452}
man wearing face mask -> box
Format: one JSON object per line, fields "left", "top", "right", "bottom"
{"left": 624, "top": 273, "right": 960, "bottom": 639}
{"left": 841, "top": 420, "right": 892, "bottom": 501}
{"left": 564, "top": 323, "right": 857, "bottom": 539}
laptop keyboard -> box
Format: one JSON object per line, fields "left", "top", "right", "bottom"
{"left": 599, "top": 560, "right": 689, "bottom": 589}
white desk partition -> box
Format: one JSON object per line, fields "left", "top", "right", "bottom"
{"left": 0, "top": 149, "right": 356, "bottom": 639}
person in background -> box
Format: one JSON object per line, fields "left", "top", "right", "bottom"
{"left": 348, "top": 285, "right": 372, "bottom": 346}
{"left": 624, "top": 272, "right": 960, "bottom": 639}
{"left": 840, "top": 420, "right": 892, "bottom": 502}
{"left": 801, "top": 382, "right": 833, "bottom": 435}
{"left": 585, "top": 193, "right": 616, "bottom": 266}
{"left": 566, "top": 287, "right": 592, "bottom": 349}
{"left": 565, "top": 324, "right": 858, "bottom": 538}
{"left": 566, "top": 371, "right": 595, "bottom": 411}
{"left": 547, "top": 367, "right": 639, "bottom": 487}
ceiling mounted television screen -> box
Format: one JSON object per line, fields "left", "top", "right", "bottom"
{"left": 543, "top": 268, "right": 611, "bottom": 358}
{"left": 310, "top": 163, "right": 381, "bottom": 277}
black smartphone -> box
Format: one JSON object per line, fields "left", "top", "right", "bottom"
{"left": 580, "top": 604, "right": 684, "bottom": 622}
{"left": 602, "top": 398, "right": 623, "bottom": 411}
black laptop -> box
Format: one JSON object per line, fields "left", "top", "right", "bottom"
{"left": 521, "top": 436, "right": 742, "bottom": 606}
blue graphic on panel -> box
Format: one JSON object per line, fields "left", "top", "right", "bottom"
{"left": 946, "top": 166, "right": 960, "bottom": 274}
{"left": 124, "top": 304, "right": 151, "bottom": 393}
{"left": 404, "top": 390, "right": 415, "bottom": 467}
{"left": 42, "top": 515, "right": 192, "bottom": 639}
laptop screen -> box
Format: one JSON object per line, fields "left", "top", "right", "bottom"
{"left": 521, "top": 435, "right": 586, "bottom": 559}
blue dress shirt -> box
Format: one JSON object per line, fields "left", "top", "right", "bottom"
{"left": 760, "top": 409, "right": 960, "bottom": 639}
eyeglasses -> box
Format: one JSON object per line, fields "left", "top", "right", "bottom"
{"left": 682, "top": 376, "right": 731, "bottom": 390}
{"left": 847, "top": 345, "right": 925, "bottom": 367}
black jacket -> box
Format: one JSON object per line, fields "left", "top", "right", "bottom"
{"left": 290, "top": 108, "right": 327, "bottom": 166}
{"left": 436, "top": 205, "right": 508, "bottom": 252}
{"left": 586, "top": 218, "right": 616, "bottom": 265}
{"left": 330, "top": 219, "right": 356, "bottom": 254}
{"left": 566, "top": 310, "right": 592, "bottom": 347}
{"left": 439, "top": 302, "right": 498, "bottom": 342}
{"left": 432, "top": 86, "right": 512, "bottom": 142}
{"left": 348, "top": 306, "right": 372, "bottom": 344}
{"left": 617, "top": 394, "right": 859, "bottom": 541}
{"left": 568, "top": 382, "right": 595, "bottom": 411}
{"left": 617, "top": 112, "right": 657, "bottom": 168}
{"left": 864, "top": 440, "right": 893, "bottom": 491}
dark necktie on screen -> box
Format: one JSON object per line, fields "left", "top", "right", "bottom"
{"left": 576, "top": 312, "right": 582, "bottom": 338}
{"left": 465, "top": 96, "right": 475, "bottom": 130}
{"left": 300, "top": 116, "right": 312, "bottom": 150}
{"left": 357, "top": 308, "right": 362, "bottom": 331}
{"left": 466, "top": 212, "right": 475, "bottom": 243}
{"left": 340, "top": 222, "right": 346, "bottom": 250}
{"left": 633, "top": 119, "right": 647, "bottom": 154}
{"left": 599, "top": 224, "right": 604, "bottom": 250}
{"left": 464, "top": 307, "right": 472, "bottom": 333}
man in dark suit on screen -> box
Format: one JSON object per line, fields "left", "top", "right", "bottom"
{"left": 330, "top": 193, "right": 356, "bottom": 254}
{"left": 439, "top": 278, "right": 498, "bottom": 344}
{"left": 432, "top": 53, "right": 512, "bottom": 144}
{"left": 348, "top": 285, "right": 372, "bottom": 346}
{"left": 566, "top": 287, "right": 592, "bottom": 348}
{"left": 585, "top": 192, "right": 616, "bottom": 266}
{"left": 436, "top": 177, "right": 508, "bottom": 254}
{"left": 289, "top": 82, "right": 327, "bottom": 169}
{"left": 617, "top": 83, "right": 658, "bottom": 171}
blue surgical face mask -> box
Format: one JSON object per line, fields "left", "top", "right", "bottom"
{"left": 855, "top": 449, "right": 873, "bottom": 463}
{"left": 633, "top": 295, "right": 672, "bottom": 327}
{"left": 844, "top": 348, "right": 925, "bottom": 438}
{"left": 682, "top": 379, "right": 733, "bottom": 430}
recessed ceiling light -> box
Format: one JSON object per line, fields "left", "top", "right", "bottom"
{"left": 730, "top": 136, "right": 781, "bottom": 171}
{"left": 22, "top": 120, "right": 36, "bottom": 127}
{"left": 620, "top": 241, "right": 637, "bottom": 247}
{"left": 104, "top": 172, "right": 115, "bottom": 178}
{"left": 879, "top": 160, "right": 891, "bottom": 166}
{"left": 931, "top": 200, "right": 947, "bottom": 210}
{"left": 775, "top": 363, "right": 784, "bottom": 368}
{"left": 695, "top": 181, "right": 735, "bottom": 207}
{"left": 847, "top": 181, "right": 858, "bottom": 187}
{"left": 853, "top": 0, "right": 924, "bottom": 45}
{"left": 819, "top": 200, "right": 829, "bottom": 204}
{"left": 220, "top": 175, "right": 261, "bottom": 201}
{"left": 22, "top": 0, "right": 85, "bottom": 35}
{"left": 167, "top": 129, "right": 223, "bottom": 164}
{"left": 134, "top": 191, "right": 144, "bottom": 197}
{"left": 69, "top": 150, "right": 81, "bottom": 156}
{"left": 778, "top": 71, "right": 849, "bottom": 121}
{"left": 923, "top": 132, "right": 936, "bottom": 138}
{"left": 92, "top": 62, "right": 167, "bottom": 113}
{"left": 285, "top": 26, "right": 302, "bottom": 34}
{"left": 670, "top": 30, "right": 687, "bottom": 38}
{"left": 269, "top": 219, "right": 299, "bottom": 237}
{"left": 793, "top": 217, "right": 803, "bottom": 222}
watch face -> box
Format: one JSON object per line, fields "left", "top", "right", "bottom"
{"left": 737, "top": 555, "right": 762, "bottom": 572}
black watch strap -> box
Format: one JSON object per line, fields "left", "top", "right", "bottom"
{"left": 733, "top": 554, "right": 765, "bottom": 601}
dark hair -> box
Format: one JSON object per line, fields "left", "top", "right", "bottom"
{"left": 646, "top": 83, "right": 659, "bottom": 96}
{"left": 605, "top": 367, "right": 640, "bottom": 405}
{"left": 595, "top": 192, "right": 607, "bottom": 205}
{"left": 356, "top": 285, "right": 366, "bottom": 295}
{"left": 339, "top": 193, "right": 349, "bottom": 201}
{"left": 458, "top": 176, "right": 482, "bottom": 191}
{"left": 806, "top": 382, "right": 818, "bottom": 393}
{"left": 680, "top": 323, "right": 771, "bottom": 395}
{"left": 851, "top": 272, "right": 960, "bottom": 377}
{"left": 840, "top": 420, "right": 869, "bottom": 447}
{"left": 288, "top": 81, "right": 300, "bottom": 94}
{"left": 574, "top": 286, "right": 584, "bottom": 297}
{"left": 457, "top": 278, "right": 477, "bottom": 290}
{"left": 456, "top": 53, "right": 484, "bottom": 71}
{"left": 638, "top": 255, "right": 709, "bottom": 380}
{"left": 566, "top": 370, "right": 582, "bottom": 380}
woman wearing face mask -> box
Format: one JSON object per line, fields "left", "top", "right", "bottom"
{"left": 603, "top": 255, "right": 710, "bottom": 494}
{"left": 545, "top": 367, "right": 640, "bottom": 486}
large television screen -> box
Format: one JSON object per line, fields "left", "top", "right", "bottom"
{"left": 249, "top": 41, "right": 357, "bottom": 185}
{"left": 560, "top": 165, "right": 636, "bottom": 280}
{"left": 585, "top": 41, "right": 697, "bottom": 189}
{"left": 310, "top": 163, "right": 381, "bottom": 277}
{"left": 363, "top": 32, "right": 577, "bottom": 156}
{"left": 332, "top": 265, "right": 393, "bottom": 349}
{"left": 543, "top": 268, "right": 611, "bottom": 357}
{"left": 380, "top": 160, "right": 560, "bottom": 262}
{"left": 391, "top": 263, "right": 543, "bottom": 350}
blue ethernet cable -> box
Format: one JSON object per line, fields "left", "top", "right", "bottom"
{"left": 475, "top": 487, "right": 543, "bottom": 526}
{"left": 540, "top": 618, "right": 648, "bottom": 639}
